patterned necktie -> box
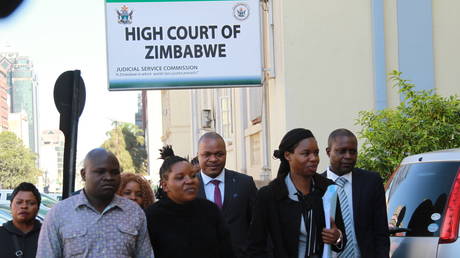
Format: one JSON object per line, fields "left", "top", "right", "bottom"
{"left": 210, "top": 179, "right": 223, "bottom": 209}
{"left": 336, "top": 176, "right": 359, "bottom": 258}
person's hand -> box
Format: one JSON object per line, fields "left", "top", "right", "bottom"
{"left": 322, "top": 218, "right": 341, "bottom": 244}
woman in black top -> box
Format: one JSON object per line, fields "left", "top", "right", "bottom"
{"left": 0, "top": 182, "right": 42, "bottom": 258}
{"left": 247, "top": 128, "right": 346, "bottom": 258}
{"left": 145, "top": 146, "right": 234, "bottom": 258}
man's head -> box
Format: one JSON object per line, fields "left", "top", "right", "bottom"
{"left": 197, "top": 132, "right": 226, "bottom": 178}
{"left": 326, "top": 128, "right": 358, "bottom": 176}
{"left": 81, "top": 148, "right": 121, "bottom": 201}
{"left": 10, "top": 182, "right": 41, "bottom": 224}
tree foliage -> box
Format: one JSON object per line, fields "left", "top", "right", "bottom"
{"left": 0, "top": 131, "right": 41, "bottom": 188}
{"left": 101, "top": 122, "right": 147, "bottom": 174}
{"left": 356, "top": 71, "right": 460, "bottom": 181}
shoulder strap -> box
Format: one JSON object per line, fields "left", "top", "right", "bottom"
{"left": 11, "top": 234, "right": 24, "bottom": 258}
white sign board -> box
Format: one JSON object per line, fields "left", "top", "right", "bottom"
{"left": 105, "top": 0, "right": 262, "bottom": 90}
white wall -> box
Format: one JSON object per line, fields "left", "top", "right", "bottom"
{"left": 433, "top": 1, "right": 460, "bottom": 96}
{"left": 269, "top": 0, "right": 375, "bottom": 172}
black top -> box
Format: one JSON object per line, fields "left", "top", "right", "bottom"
{"left": 247, "top": 173, "right": 346, "bottom": 258}
{"left": 145, "top": 197, "right": 235, "bottom": 258}
{"left": 0, "top": 220, "right": 41, "bottom": 258}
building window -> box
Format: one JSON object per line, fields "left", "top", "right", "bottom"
{"left": 220, "top": 95, "right": 232, "bottom": 139}
{"left": 248, "top": 87, "right": 263, "bottom": 124}
{"left": 250, "top": 132, "right": 261, "bottom": 167}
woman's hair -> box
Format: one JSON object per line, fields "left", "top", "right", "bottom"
{"left": 11, "top": 182, "right": 41, "bottom": 206}
{"left": 273, "top": 128, "right": 315, "bottom": 178}
{"left": 117, "top": 173, "right": 155, "bottom": 208}
{"left": 190, "top": 156, "right": 199, "bottom": 166}
{"left": 156, "top": 145, "right": 189, "bottom": 199}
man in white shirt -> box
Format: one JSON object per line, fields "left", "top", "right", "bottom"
{"left": 324, "top": 129, "right": 389, "bottom": 258}
{"left": 197, "top": 132, "right": 257, "bottom": 258}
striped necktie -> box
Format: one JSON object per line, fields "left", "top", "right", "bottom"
{"left": 336, "top": 176, "right": 359, "bottom": 258}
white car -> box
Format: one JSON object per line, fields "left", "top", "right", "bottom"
{"left": 386, "top": 148, "right": 460, "bottom": 258}
{"left": 0, "top": 189, "right": 14, "bottom": 203}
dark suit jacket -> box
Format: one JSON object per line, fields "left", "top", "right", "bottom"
{"left": 323, "top": 168, "right": 390, "bottom": 258}
{"left": 247, "top": 173, "right": 346, "bottom": 258}
{"left": 198, "top": 169, "right": 257, "bottom": 258}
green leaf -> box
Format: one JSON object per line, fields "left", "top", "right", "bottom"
{"left": 0, "top": 132, "right": 42, "bottom": 188}
{"left": 101, "top": 122, "right": 148, "bottom": 174}
{"left": 356, "top": 71, "right": 460, "bottom": 182}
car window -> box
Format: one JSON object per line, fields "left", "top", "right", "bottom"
{"left": 40, "top": 193, "right": 58, "bottom": 209}
{"left": 386, "top": 161, "right": 460, "bottom": 237}
{"left": 0, "top": 209, "right": 11, "bottom": 217}
{"left": 0, "top": 206, "right": 11, "bottom": 215}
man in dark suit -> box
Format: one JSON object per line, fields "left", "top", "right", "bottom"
{"left": 197, "top": 132, "right": 257, "bottom": 258}
{"left": 324, "top": 128, "right": 389, "bottom": 258}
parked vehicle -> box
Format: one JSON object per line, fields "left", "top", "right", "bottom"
{"left": 386, "top": 148, "right": 460, "bottom": 258}
{"left": 0, "top": 208, "right": 11, "bottom": 224}
{"left": 47, "top": 193, "right": 62, "bottom": 201}
{"left": 0, "top": 189, "right": 14, "bottom": 202}
{"left": 39, "top": 193, "right": 59, "bottom": 208}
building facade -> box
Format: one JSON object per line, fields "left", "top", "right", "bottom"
{"left": 0, "top": 65, "right": 8, "bottom": 131}
{"left": 8, "top": 111, "right": 29, "bottom": 145}
{"left": 135, "top": 91, "right": 147, "bottom": 130}
{"left": 0, "top": 52, "right": 39, "bottom": 154}
{"left": 39, "top": 129, "right": 65, "bottom": 193}
{"left": 146, "top": 0, "right": 460, "bottom": 186}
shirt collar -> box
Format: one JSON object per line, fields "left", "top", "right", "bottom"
{"left": 75, "top": 189, "right": 126, "bottom": 212}
{"left": 326, "top": 167, "right": 353, "bottom": 184}
{"left": 284, "top": 172, "right": 316, "bottom": 201}
{"left": 201, "top": 169, "right": 226, "bottom": 185}
{"left": 285, "top": 173, "right": 298, "bottom": 201}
